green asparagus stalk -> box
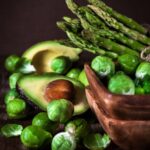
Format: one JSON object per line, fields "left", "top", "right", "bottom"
{"left": 78, "top": 6, "right": 107, "bottom": 29}
{"left": 87, "top": 0, "right": 148, "bottom": 34}
{"left": 79, "top": 16, "right": 145, "bottom": 51}
{"left": 57, "top": 21, "right": 118, "bottom": 59}
{"left": 67, "top": 30, "right": 118, "bottom": 59}
{"left": 63, "top": 16, "right": 81, "bottom": 33}
{"left": 66, "top": 0, "right": 146, "bottom": 49}
{"left": 82, "top": 29, "right": 139, "bottom": 56}
{"left": 88, "top": 5, "right": 150, "bottom": 45}
{"left": 56, "top": 21, "right": 105, "bottom": 54}
{"left": 65, "top": 0, "right": 107, "bottom": 29}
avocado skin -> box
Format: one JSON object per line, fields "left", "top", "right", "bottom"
{"left": 16, "top": 85, "right": 41, "bottom": 112}
{"left": 17, "top": 73, "right": 89, "bottom": 116}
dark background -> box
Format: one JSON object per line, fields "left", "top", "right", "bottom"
{"left": 0, "top": 1, "right": 150, "bottom": 149}
{"left": 0, "top": 0, "right": 150, "bottom": 55}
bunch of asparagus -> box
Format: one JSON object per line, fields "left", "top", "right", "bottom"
{"left": 57, "top": 0, "right": 150, "bottom": 59}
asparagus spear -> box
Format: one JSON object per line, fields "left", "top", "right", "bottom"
{"left": 67, "top": 30, "right": 118, "bottom": 59}
{"left": 88, "top": 5, "right": 150, "bottom": 45}
{"left": 79, "top": 16, "right": 145, "bottom": 51}
{"left": 82, "top": 29, "right": 139, "bottom": 56}
{"left": 56, "top": 21, "right": 105, "bottom": 54}
{"left": 66, "top": 0, "right": 107, "bottom": 29}
{"left": 66, "top": 0, "right": 146, "bottom": 49}
{"left": 57, "top": 21, "right": 118, "bottom": 59}
{"left": 78, "top": 6, "right": 107, "bottom": 29}
{"left": 87, "top": 0, "right": 147, "bottom": 34}
{"left": 63, "top": 16, "right": 81, "bottom": 33}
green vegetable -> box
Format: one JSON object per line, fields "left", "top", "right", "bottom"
{"left": 79, "top": 16, "right": 144, "bottom": 51}
{"left": 143, "top": 76, "right": 150, "bottom": 94}
{"left": 57, "top": 21, "right": 104, "bottom": 54}
{"left": 83, "top": 133, "right": 111, "bottom": 150}
{"left": 9, "top": 73, "right": 22, "bottom": 89}
{"left": 47, "top": 99, "right": 74, "bottom": 123}
{"left": 51, "top": 131, "right": 76, "bottom": 150}
{"left": 108, "top": 72, "right": 135, "bottom": 95}
{"left": 88, "top": 5, "right": 150, "bottom": 45}
{"left": 87, "top": 0, "right": 147, "bottom": 34}
{"left": 57, "top": 21, "right": 119, "bottom": 59}
{"left": 82, "top": 29, "right": 139, "bottom": 56}
{"left": 1, "top": 124, "right": 23, "bottom": 137}
{"left": 4, "top": 89, "right": 19, "bottom": 105}
{"left": 136, "top": 62, "right": 150, "bottom": 79}
{"left": 6, "top": 98, "right": 26, "bottom": 119}
{"left": 20, "top": 125, "right": 52, "bottom": 148}
{"left": 78, "top": 69, "right": 89, "bottom": 86}
{"left": 78, "top": 6, "right": 107, "bottom": 29}
{"left": 67, "top": 0, "right": 144, "bottom": 51}
{"left": 118, "top": 54, "right": 140, "bottom": 74}
{"left": 51, "top": 56, "right": 72, "bottom": 74}
{"left": 65, "top": 0, "right": 106, "bottom": 29}
{"left": 65, "top": 118, "right": 88, "bottom": 141}
{"left": 65, "top": 0, "right": 143, "bottom": 54}
{"left": 32, "top": 112, "right": 59, "bottom": 133}
{"left": 135, "top": 87, "right": 145, "bottom": 95}
{"left": 5, "top": 55, "right": 20, "bottom": 72}
{"left": 66, "top": 68, "right": 81, "bottom": 80}
{"left": 63, "top": 0, "right": 116, "bottom": 58}
{"left": 91, "top": 56, "right": 115, "bottom": 78}
{"left": 63, "top": 16, "right": 82, "bottom": 33}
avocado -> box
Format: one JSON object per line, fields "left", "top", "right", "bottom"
{"left": 17, "top": 73, "right": 89, "bottom": 116}
{"left": 22, "top": 41, "right": 82, "bottom": 73}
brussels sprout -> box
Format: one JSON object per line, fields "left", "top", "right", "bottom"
{"left": 4, "top": 89, "right": 19, "bottom": 105}
{"left": 21, "top": 125, "right": 52, "bottom": 148}
{"left": 47, "top": 99, "right": 74, "bottom": 123}
{"left": 51, "top": 132, "right": 76, "bottom": 150}
{"left": 16, "top": 57, "right": 36, "bottom": 74}
{"left": 5, "top": 55, "right": 20, "bottom": 72}
{"left": 32, "top": 112, "right": 59, "bottom": 133}
{"left": 143, "top": 76, "right": 150, "bottom": 94}
{"left": 83, "top": 133, "right": 110, "bottom": 150}
{"left": 65, "top": 118, "right": 88, "bottom": 141}
{"left": 1, "top": 124, "right": 23, "bottom": 137}
{"left": 136, "top": 62, "right": 150, "bottom": 79}
{"left": 9, "top": 73, "right": 22, "bottom": 89}
{"left": 66, "top": 68, "right": 81, "bottom": 80}
{"left": 91, "top": 56, "right": 115, "bottom": 78}
{"left": 118, "top": 54, "right": 140, "bottom": 74}
{"left": 108, "top": 72, "right": 135, "bottom": 95}
{"left": 78, "top": 69, "right": 89, "bottom": 86}
{"left": 51, "top": 56, "right": 72, "bottom": 74}
{"left": 6, "top": 98, "right": 26, "bottom": 119}
{"left": 135, "top": 87, "right": 145, "bottom": 95}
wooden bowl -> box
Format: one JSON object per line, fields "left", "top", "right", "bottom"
{"left": 84, "top": 64, "right": 150, "bottom": 150}
{"left": 86, "top": 88, "right": 150, "bottom": 150}
{"left": 84, "top": 64, "right": 150, "bottom": 120}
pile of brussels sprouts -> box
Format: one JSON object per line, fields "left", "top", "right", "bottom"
{"left": 1, "top": 54, "right": 111, "bottom": 150}
{"left": 2, "top": 50, "right": 150, "bottom": 149}
{"left": 91, "top": 54, "right": 150, "bottom": 95}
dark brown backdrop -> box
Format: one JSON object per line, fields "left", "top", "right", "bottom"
{"left": 0, "top": 0, "right": 150, "bottom": 55}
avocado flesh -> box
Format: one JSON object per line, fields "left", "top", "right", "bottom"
{"left": 22, "top": 41, "right": 82, "bottom": 73}
{"left": 17, "top": 73, "right": 89, "bottom": 116}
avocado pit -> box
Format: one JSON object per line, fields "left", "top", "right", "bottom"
{"left": 44, "top": 79, "right": 75, "bottom": 102}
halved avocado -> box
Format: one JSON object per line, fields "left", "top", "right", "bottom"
{"left": 17, "top": 73, "right": 89, "bottom": 116}
{"left": 22, "top": 41, "right": 82, "bottom": 73}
